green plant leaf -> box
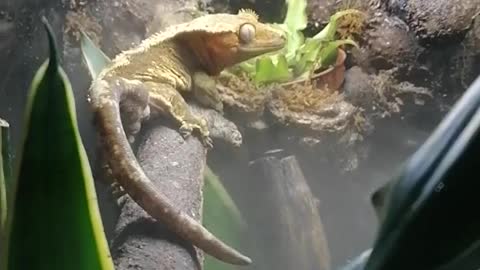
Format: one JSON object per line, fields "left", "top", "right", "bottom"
{"left": 3, "top": 17, "right": 114, "bottom": 270}
{"left": 237, "top": 60, "right": 256, "bottom": 75}
{"left": 318, "top": 42, "right": 340, "bottom": 70}
{"left": 281, "top": 0, "right": 308, "bottom": 62}
{"left": 295, "top": 38, "right": 358, "bottom": 78}
{"left": 283, "top": 0, "right": 307, "bottom": 32}
{"left": 237, "top": 5, "right": 362, "bottom": 86}
{"left": 203, "top": 166, "right": 247, "bottom": 270}
{"left": 318, "top": 39, "right": 358, "bottom": 67}
{"left": 285, "top": 28, "right": 305, "bottom": 64}
{"left": 293, "top": 38, "right": 325, "bottom": 76}
{"left": 0, "top": 118, "right": 11, "bottom": 235}
{"left": 80, "top": 31, "right": 111, "bottom": 79}
{"left": 254, "top": 55, "right": 292, "bottom": 85}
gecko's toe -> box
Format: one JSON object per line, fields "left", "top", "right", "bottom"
{"left": 202, "top": 135, "right": 214, "bottom": 149}
{"left": 179, "top": 123, "right": 194, "bottom": 138}
{"left": 215, "top": 102, "right": 224, "bottom": 114}
{"left": 231, "top": 130, "right": 243, "bottom": 147}
{"left": 128, "top": 135, "right": 136, "bottom": 144}
{"left": 142, "top": 105, "right": 151, "bottom": 120}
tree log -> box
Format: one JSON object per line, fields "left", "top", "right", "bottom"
{"left": 247, "top": 153, "right": 331, "bottom": 270}
{"left": 110, "top": 122, "right": 205, "bottom": 270}
{"left": 106, "top": 102, "right": 243, "bottom": 270}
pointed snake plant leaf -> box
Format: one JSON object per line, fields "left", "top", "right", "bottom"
{"left": 80, "top": 31, "right": 111, "bottom": 80}
{"left": 339, "top": 249, "right": 372, "bottom": 270}
{"left": 0, "top": 118, "right": 11, "bottom": 235}
{"left": 3, "top": 17, "right": 114, "bottom": 270}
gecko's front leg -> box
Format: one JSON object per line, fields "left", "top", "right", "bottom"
{"left": 144, "top": 81, "right": 213, "bottom": 148}
{"left": 192, "top": 71, "right": 224, "bottom": 113}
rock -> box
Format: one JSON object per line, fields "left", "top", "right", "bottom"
{"left": 351, "top": 11, "right": 424, "bottom": 72}
{"left": 446, "top": 15, "right": 480, "bottom": 90}
{"left": 385, "top": 0, "right": 480, "bottom": 43}
{"left": 343, "top": 66, "right": 432, "bottom": 117}
{"left": 417, "top": 15, "right": 480, "bottom": 101}
{"left": 307, "top": 0, "right": 342, "bottom": 26}
{"left": 307, "top": 0, "right": 377, "bottom": 27}
{"left": 343, "top": 66, "right": 375, "bottom": 106}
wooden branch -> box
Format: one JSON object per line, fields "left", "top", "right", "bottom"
{"left": 247, "top": 154, "right": 331, "bottom": 270}
{"left": 110, "top": 122, "right": 205, "bottom": 270}
{"left": 107, "top": 104, "right": 243, "bottom": 270}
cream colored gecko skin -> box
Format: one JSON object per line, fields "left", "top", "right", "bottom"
{"left": 88, "top": 9, "right": 286, "bottom": 265}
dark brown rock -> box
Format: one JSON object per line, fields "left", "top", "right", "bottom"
{"left": 385, "top": 0, "right": 480, "bottom": 43}
{"left": 351, "top": 11, "right": 424, "bottom": 72}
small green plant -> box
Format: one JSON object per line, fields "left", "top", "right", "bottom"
{"left": 237, "top": 0, "right": 363, "bottom": 86}
{"left": 0, "top": 18, "right": 114, "bottom": 270}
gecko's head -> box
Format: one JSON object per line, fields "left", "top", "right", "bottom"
{"left": 180, "top": 9, "right": 287, "bottom": 75}
{"left": 228, "top": 9, "right": 287, "bottom": 61}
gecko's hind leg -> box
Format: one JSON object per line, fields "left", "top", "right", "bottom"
{"left": 113, "top": 78, "right": 151, "bottom": 144}
{"left": 97, "top": 78, "right": 150, "bottom": 206}
{"left": 144, "top": 81, "right": 213, "bottom": 148}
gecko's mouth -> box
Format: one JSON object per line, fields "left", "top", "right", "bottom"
{"left": 238, "top": 37, "right": 286, "bottom": 57}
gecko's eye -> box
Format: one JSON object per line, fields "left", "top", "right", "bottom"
{"left": 239, "top": 23, "right": 256, "bottom": 43}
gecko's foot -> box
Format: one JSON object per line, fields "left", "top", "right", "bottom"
{"left": 179, "top": 122, "right": 194, "bottom": 138}
{"left": 188, "top": 103, "right": 243, "bottom": 148}
{"left": 180, "top": 116, "right": 213, "bottom": 149}
{"left": 127, "top": 135, "right": 135, "bottom": 144}
{"left": 116, "top": 78, "right": 151, "bottom": 144}
{"left": 195, "top": 117, "right": 214, "bottom": 148}
{"left": 202, "top": 135, "right": 214, "bottom": 149}
{"left": 123, "top": 105, "right": 150, "bottom": 144}
{"left": 230, "top": 130, "right": 243, "bottom": 147}
{"left": 213, "top": 101, "right": 224, "bottom": 114}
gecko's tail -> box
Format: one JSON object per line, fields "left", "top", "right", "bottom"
{"left": 90, "top": 78, "right": 252, "bottom": 265}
